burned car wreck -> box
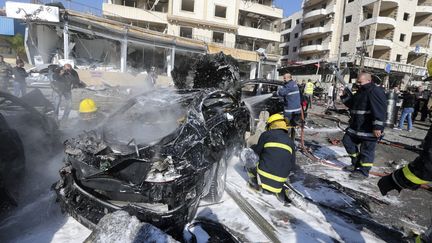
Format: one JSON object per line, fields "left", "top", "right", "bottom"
{"left": 54, "top": 88, "right": 249, "bottom": 233}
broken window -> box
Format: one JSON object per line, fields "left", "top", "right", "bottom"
{"left": 215, "top": 5, "right": 227, "bottom": 18}
{"left": 213, "top": 32, "right": 224, "bottom": 43}
{"left": 181, "top": 0, "right": 194, "bottom": 12}
{"left": 180, "top": 27, "right": 193, "bottom": 38}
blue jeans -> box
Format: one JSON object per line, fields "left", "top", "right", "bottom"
{"left": 13, "top": 81, "right": 26, "bottom": 97}
{"left": 398, "top": 107, "right": 414, "bottom": 130}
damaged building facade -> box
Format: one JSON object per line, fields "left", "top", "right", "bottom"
{"left": 18, "top": 0, "right": 282, "bottom": 81}
{"left": 279, "top": 0, "right": 430, "bottom": 84}
{"left": 102, "top": 0, "right": 283, "bottom": 79}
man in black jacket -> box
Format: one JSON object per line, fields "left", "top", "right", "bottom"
{"left": 52, "top": 64, "right": 83, "bottom": 121}
{"left": 12, "top": 59, "right": 28, "bottom": 97}
{"left": 378, "top": 125, "right": 432, "bottom": 242}
{"left": 341, "top": 72, "right": 387, "bottom": 179}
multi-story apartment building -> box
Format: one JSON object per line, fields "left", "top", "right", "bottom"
{"left": 280, "top": 0, "right": 432, "bottom": 75}
{"left": 103, "top": 0, "right": 283, "bottom": 79}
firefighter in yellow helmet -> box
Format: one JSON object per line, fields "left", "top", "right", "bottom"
{"left": 77, "top": 98, "right": 105, "bottom": 129}
{"left": 245, "top": 113, "right": 296, "bottom": 200}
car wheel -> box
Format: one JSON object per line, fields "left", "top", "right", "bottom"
{"left": 203, "top": 152, "right": 228, "bottom": 203}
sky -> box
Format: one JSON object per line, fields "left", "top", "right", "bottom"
{"left": 0, "top": 0, "right": 303, "bottom": 18}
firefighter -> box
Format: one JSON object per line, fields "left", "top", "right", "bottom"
{"left": 377, "top": 125, "right": 432, "bottom": 242}
{"left": 246, "top": 113, "right": 296, "bottom": 200}
{"left": 78, "top": 98, "right": 105, "bottom": 129}
{"left": 277, "top": 73, "right": 302, "bottom": 138}
{"left": 341, "top": 72, "right": 387, "bottom": 179}
{"left": 304, "top": 79, "right": 314, "bottom": 109}
{"left": 0, "top": 55, "right": 12, "bottom": 92}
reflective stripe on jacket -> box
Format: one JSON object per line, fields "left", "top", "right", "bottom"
{"left": 277, "top": 80, "right": 301, "bottom": 115}
{"left": 341, "top": 83, "right": 387, "bottom": 140}
{"left": 251, "top": 129, "right": 296, "bottom": 193}
{"left": 392, "top": 125, "right": 432, "bottom": 189}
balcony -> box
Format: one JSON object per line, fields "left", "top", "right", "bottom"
{"left": 356, "top": 39, "right": 393, "bottom": 50}
{"left": 239, "top": 1, "right": 283, "bottom": 19}
{"left": 299, "top": 44, "right": 329, "bottom": 54}
{"left": 409, "top": 45, "right": 429, "bottom": 54}
{"left": 301, "top": 26, "right": 331, "bottom": 37}
{"left": 237, "top": 26, "right": 280, "bottom": 42}
{"left": 279, "top": 42, "right": 289, "bottom": 47}
{"left": 359, "top": 16, "right": 396, "bottom": 28}
{"left": 416, "top": 4, "right": 432, "bottom": 14}
{"left": 412, "top": 25, "right": 432, "bottom": 34}
{"left": 303, "top": 7, "right": 335, "bottom": 22}
{"left": 103, "top": 3, "right": 168, "bottom": 25}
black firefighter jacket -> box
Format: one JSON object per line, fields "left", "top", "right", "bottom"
{"left": 252, "top": 129, "right": 296, "bottom": 193}
{"left": 341, "top": 82, "right": 387, "bottom": 140}
{"left": 392, "top": 125, "right": 432, "bottom": 189}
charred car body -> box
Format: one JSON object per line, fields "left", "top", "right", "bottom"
{"left": 0, "top": 90, "right": 58, "bottom": 213}
{"left": 54, "top": 89, "right": 249, "bottom": 232}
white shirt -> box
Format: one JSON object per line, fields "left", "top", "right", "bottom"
{"left": 327, "top": 85, "right": 334, "bottom": 97}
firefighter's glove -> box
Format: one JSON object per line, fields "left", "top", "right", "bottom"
{"left": 240, "top": 148, "right": 259, "bottom": 169}
{"left": 377, "top": 174, "right": 402, "bottom": 196}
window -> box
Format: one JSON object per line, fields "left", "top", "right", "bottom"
{"left": 343, "top": 34, "right": 350, "bottom": 41}
{"left": 213, "top": 31, "right": 224, "bottom": 43}
{"left": 403, "top": 13, "right": 409, "bottom": 21}
{"left": 296, "top": 19, "right": 300, "bottom": 25}
{"left": 293, "top": 46, "right": 297, "bottom": 52}
{"left": 286, "top": 20, "right": 292, "bottom": 29}
{"left": 316, "top": 38, "right": 322, "bottom": 44}
{"left": 181, "top": 0, "right": 194, "bottom": 12}
{"left": 341, "top": 52, "right": 348, "bottom": 57}
{"left": 400, "top": 34, "right": 406, "bottom": 42}
{"left": 283, "top": 47, "right": 289, "bottom": 55}
{"left": 321, "top": 3, "right": 327, "bottom": 8}
{"left": 214, "top": 5, "right": 226, "bottom": 18}
{"left": 284, "top": 33, "right": 290, "bottom": 42}
{"left": 396, "top": 54, "right": 402, "bottom": 62}
{"left": 345, "top": 15, "right": 352, "bottom": 23}
{"left": 348, "top": 0, "right": 354, "bottom": 2}
{"left": 294, "top": 33, "right": 299, "bottom": 38}
{"left": 320, "top": 20, "right": 325, "bottom": 27}
{"left": 367, "top": 13, "right": 373, "bottom": 19}
{"left": 124, "top": 0, "right": 137, "bottom": 7}
{"left": 180, "top": 27, "right": 193, "bottom": 38}
{"left": 308, "top": 40, "right": 313, "bottom": 45}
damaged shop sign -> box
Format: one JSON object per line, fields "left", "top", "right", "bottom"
{"left": 54, "top": 88, "right": 250, "bottom": 236}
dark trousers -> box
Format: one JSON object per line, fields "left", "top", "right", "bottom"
{"left": 342, "top": 133, "right": 377, "bottom": 175}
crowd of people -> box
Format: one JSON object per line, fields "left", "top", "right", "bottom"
{"left": 394, "top": 85, "right": 432, "bottom": 131}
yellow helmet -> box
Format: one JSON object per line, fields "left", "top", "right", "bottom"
{"left": 266, "top": 113, "right": 288, "bottom": 131}
{"left": 79, "top": 98, "right": 97, "bottom": 113}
